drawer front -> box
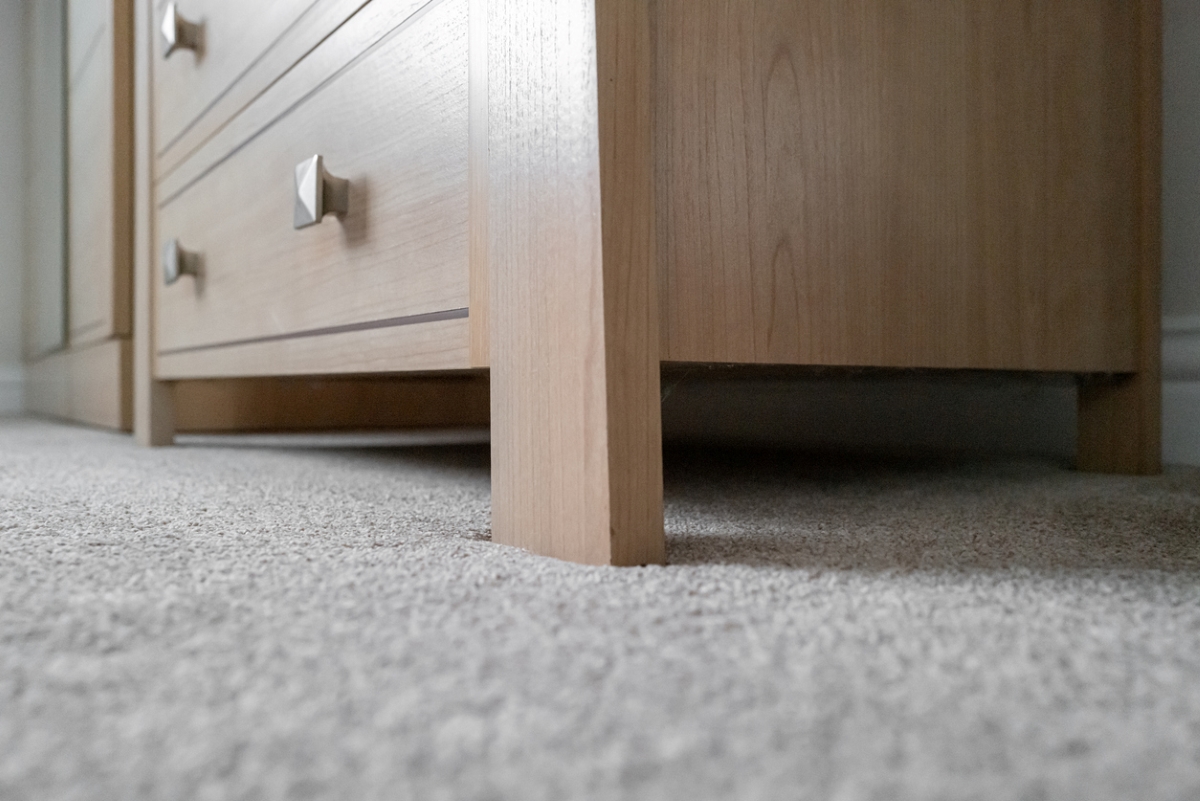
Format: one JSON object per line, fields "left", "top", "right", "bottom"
{"left": 153, "top": 0, "right": 388, "bottom": 171}
{"left": 156, "top": 0, "right": 469, "bottom": 356}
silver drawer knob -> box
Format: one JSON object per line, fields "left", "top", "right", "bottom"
{"left": 163, "top": 238, "right": 200, "bottom": 285}
{"left": 293, "top": 155, "right": 350, "bottom": 230}
{"left": 161, "top": 3, "right": 202, "bottom": 59}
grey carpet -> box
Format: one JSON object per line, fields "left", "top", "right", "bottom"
{"left": 1, "top": 417, "right": 1199, "bottom": 801}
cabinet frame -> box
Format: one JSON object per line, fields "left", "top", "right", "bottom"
{"left": 134, "top": 0, "right": 1163, "bottom": 565}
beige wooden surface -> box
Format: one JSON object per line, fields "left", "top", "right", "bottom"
{"left": 173, "top": 374, "right": 488, "bottom": 432}
{"left": 67, "top": 0, "right": 133, "bottom": 348}
{"left": 656, "top": 0, "right": 1141, "bottom": 373}
{"left": 1078, "top": 0, "right": 1162, "bottom": 475}
{"left": 26, "top": 339, "right": 133, "bottom": 430}
{"left": 156, "top": 0, "right": 435, "bottom": 200}
{"left": 154, "top": 0, "right": 422, "bottom": 181}
{"left": 154, "top": 0, "right": 333, "bottom": 166}
{"left": 467, "top": 0, "right": 489, "bottom": 367}
{"left": 488, "top": 0, "right": 664, "bottom": 565}
{"left": 135, "top": 0, "right": 176, "bottom": 445}
{"left": 24, "top": 0, "right": 68, "bottom": 361}
{"left": 155, "top": 316, "right": 471, "bottom": 378}
{"left": 155, "top": 0, "right": 469, "bottom": 356}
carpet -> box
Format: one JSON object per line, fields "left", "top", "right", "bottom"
{"left": 1, "top": 417, "right": 1198, "bottom": 800}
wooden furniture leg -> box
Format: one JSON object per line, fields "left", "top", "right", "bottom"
{"left": 1077, "top": 0, "right": 1162, "bottom": 477}
{"left": 486, "top": 0, "right": 665, "bottom": 565}
{"left": 133, "top": 0, "right": 176, "bottom": 446}
{"left": 1078, "top": 374, "right": 1162, "bottom": 475}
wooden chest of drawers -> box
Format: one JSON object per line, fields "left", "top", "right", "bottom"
{"left": 135, "top": 0, "right": 1163, "bottom": 565}
{"left": 154, "top": 0, "right": 471, "bottom": 377}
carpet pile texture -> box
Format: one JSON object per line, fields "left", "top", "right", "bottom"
{"left": 1, "top": 417, "right": 1198, "bottom": 800}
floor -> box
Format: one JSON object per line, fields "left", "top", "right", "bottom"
{"left": 1, "top": 417, "right": 1198, "bottom": 801}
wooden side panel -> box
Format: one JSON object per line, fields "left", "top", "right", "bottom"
{"left": 173, "top": 374, "right": 489, "bottom": 432}
{"left": 488, "top": 0, "right": 664, "bottom": 565}
{"left": 657, "top": 0, "right": 1141, "bottom": 373}
{"left": 25, "top": 339, "right": 133, "bottom": 430}
{"left": 1078, "top": 0, "right": 1162, "bottom": 475}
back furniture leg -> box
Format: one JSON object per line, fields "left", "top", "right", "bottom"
{"left": 1077, "top": 0, "right": 1162, "bottom": 477}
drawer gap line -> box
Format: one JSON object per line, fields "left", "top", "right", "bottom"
{"left": 156, "top": 0, "right": 328, "bottom": 161}
{"left": 158, "top": 307, "right": 469, "bottom": 356}
{"left": 156, "top": 0, "right": 445, "bottom": 210}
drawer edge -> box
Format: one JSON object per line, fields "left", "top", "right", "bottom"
{"left": 155, "top": 315, "right": 471, "bottom": 379}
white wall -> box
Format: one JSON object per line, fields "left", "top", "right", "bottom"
{"left": 1163, "top": 0, "right": 1200, "bottom": 466}
{"left": 0, "top": 0, "right": 27, "bottom": 413}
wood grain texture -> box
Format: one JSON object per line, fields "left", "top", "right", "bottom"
{"left": 489, "top": 0, "right": 664, "bottom": 565}
{"left": 154, "top": 0, "right": 350, "bottom": 169}
{"left": 155, "top": 0, "right": 469, "bottom": 355}
{"left": 1077, "top": 0, "right": 1162, "bottom": 475}
{"left": 467, "top": 0, "right": 489, "bottom": 367}
{"left": 25, "top": 339, "right": 133, "bottom": 431}
{"left": 135, "top": 0, "right": 176, "bottom": 446}
{"left": 154, "top": 0, "right": 437, "bottom": 182}
{"left": 173, "top": 374, "right": 489, "bottom": 432}
{"left": 155, "top": 316, "right": 471, "bottom": 379}
{"left": 156, "top": 0, "right": 434, "bottom": 200}
{"left": 656, "top": 0, "right": 1141, "bottom": 372}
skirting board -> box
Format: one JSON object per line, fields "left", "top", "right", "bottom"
{"left": 1163, "top": 316, "right": 1200, "bottom": 466}
{"left": 25, "top": 339, "right": 133, "bottom": 430}
{"left": 1164, "top": 380, "right": 1200, "bottom": 467}
{"left": 1164, "top": 315, "right": 1200, "bottom": 381}
{"left": 0, "top": 366, "right": 23, "bottom": 415}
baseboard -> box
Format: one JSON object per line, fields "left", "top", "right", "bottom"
{"left": 0, "top": 365, "right": 23, "bottom": 415}
{"left": 1164, "top": 379, "right": 1200, "bottom": 467}
{"left": 1163, "top": 316, "right": 1200, "bottom": 466}
{"left": 1164, "top": 314, "right": 1200, "bottom": 382}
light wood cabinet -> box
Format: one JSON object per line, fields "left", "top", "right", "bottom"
{"left": 25, "top": 0, "right": 134, "bottom": 429}
{"left": 135, "top": 0, "right": 1162, "bottom": 564}
{"left": 155, "top": 0, "right": 470, "bottom": 375}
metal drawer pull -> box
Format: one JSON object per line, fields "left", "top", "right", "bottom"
{"left": 293, "top": 155, "right": 350, "bottom": 230}
{"left": 161, "top": 3, "right": 202, "bottom": 59}
{"left": 163, "top": 239, "right": 200, "bottom": 285}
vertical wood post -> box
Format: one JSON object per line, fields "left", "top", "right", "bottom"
{"left": 1077, "top": 0, "right": 1162, "bottom": 475}
{"left": 486, "top": 0, "right": 665, "bottom": 565}
{"left": 133, "top": 0, "right": 175, "bottom": 446}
